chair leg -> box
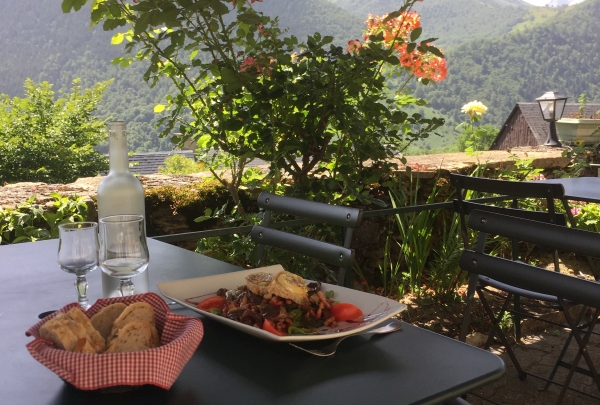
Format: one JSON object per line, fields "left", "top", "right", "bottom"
{"left": 478, "top": 290, "right": 527, "bottom": 381}
{"left": 554, "top": 303, "right": 600, "bottom": 405}
{"left": 482, "top": 289, "right": 513, "bottom": 351}
{"left": 513, "top": 294, "right": 522, "bottom": 342}
{"left": 541, "top": 304, "right": 586, "bottom": 392}
{"left": 460, "top": 273, "right": 478, "bottom": 342}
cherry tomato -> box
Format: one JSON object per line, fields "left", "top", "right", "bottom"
{"left": 330, "top": 303, "right": 364, "bottom": 322}
{"left": 196, "top": 296, "right": 227, "bottom": 312}
{"left": 262, "top": 319, "right": 286, "bottom": 336}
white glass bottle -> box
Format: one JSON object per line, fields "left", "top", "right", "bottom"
{"left": 97, "top": 121, "right": 149, "bottom": 297}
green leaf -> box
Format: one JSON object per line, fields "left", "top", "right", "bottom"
{"left": 197, "top": 134, "right": 211, "bottom": 148}
{"left": 154, "top": 104, "right": 166, "bottom": 113}
{"left": 220, "top": 68, "right": 242, "bottom": 92}
{"left": 111, "top": 33, "right": 125, "bottom": 45}
{"left": 410, "top": 27, "right": 422, "bottom": 42}
{"left": 221, "top": 119, "right": 244, "bottom": 131}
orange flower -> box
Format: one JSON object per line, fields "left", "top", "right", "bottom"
{"left": 361, "top": 11, "right": 446, "bottom": 82}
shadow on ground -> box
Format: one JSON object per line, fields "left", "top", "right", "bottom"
{"left": 467, "top": 327, "right": 600, "bottom": 405}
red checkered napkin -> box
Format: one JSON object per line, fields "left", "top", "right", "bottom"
{"left": 26, "top": 292, "right": 204, "bottom": 391}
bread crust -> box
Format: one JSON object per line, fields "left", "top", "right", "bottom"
{"left": 105, "top": 320, "right": 160, "bottom": 353}
{"left": 67, "top": 307, "right": 106, "bottom": 353}
{"left": 38, "top": 301, "right": 159, "bottom": 354}
{"left": 245, "top": 272, "right": 274, "bottom": 296}
{"left": 267, "top": 271, "right": 309, "bottom": 307}
{"left": 90, "top": 303, "right": 127, "bottom": 340}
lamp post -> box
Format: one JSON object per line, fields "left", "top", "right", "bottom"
{"left": 536, "top": 91, "right": 568, "bottom": 147}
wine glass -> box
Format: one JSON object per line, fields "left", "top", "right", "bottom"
{"left": 57, "top": 222, "right": 98, "bottom": 309}
{"left": 98, "top": 214, "right": 149, "bottom": 296}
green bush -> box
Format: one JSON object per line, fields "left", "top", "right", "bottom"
{"left": 158, "top": 154, "right": 205, "bottom": 175}
{"left": 0, "top": 192, "right": 89, "bottom": 244}
{"left": 0, "top": 79, "right": 110, "bottom": 184}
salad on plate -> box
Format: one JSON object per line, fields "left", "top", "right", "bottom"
{"left": 194, "top": 270, "right": 363, "bottom": 336}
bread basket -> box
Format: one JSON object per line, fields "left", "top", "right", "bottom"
{"left": 26, "top": 292, "right": 204, "bottom": 391}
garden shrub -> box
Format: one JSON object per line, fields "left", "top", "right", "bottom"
{"left": 0, "top": 193, "right": 89, "bottom": 244}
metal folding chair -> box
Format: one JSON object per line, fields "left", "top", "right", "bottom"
{"left": 250, "top": 192, "right": 363, "bottom": 286}
{"left": 451, "top": 174, "right": 568, "bottom": 347}
{"left": 460, "top": 209, "right": 600, "bottom": 404}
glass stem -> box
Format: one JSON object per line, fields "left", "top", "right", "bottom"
{"left": 119, "top": 279, "right": 135, "bottom": 296}
{"left": 75, "top": 275, "right": 89, "bottom": 309}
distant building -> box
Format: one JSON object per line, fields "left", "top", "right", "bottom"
{"left": 490, "top": 102, "right": 600, "bottom": 150}
{"left": 102, "top": 150, "right": 196, "bottom": 175}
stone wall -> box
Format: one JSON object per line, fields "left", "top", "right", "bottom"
{"left": 0, "top": 146, "right": 573, "bottom": 239}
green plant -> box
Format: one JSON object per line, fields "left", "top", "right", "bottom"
{"left": 158, "top": 154, "right": 204, "bottom": 175}
{"left": 0, "top": 79, "right": 110, "bottom": 184}
{"left": 456, "top": 100, "right": 490, "bottom": 154}
{"left": 0, "top": 192, "right": 89, "bottom": 244}
{"left": 379, "top": 231, "right": 403, "bottom": 297}
{"left": 575, "top": 93, "right": 588, "bottom": 119}
{"left": 456, "top": 124, "right": 498, "bottom": 152}
{"left": 63, "top": 0, "right": 446, "bottom": 210}
{"left": 429, "top": 210, "right": 465, "bottom": 298}
{"left": 386, "top": 169, "right": 441, "bottom": 295}
{"left": 571, "top": 202, "right": 600, "bottom": 233}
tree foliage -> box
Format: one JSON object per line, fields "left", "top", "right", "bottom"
{"left": 63, "top": 0, "right": 445, "bottom": 209}
{"left": 0, "top": 79, "right": 110, "bottom": 184}
{"left": 415, "top": 0, "right": 600, "bottom": 132}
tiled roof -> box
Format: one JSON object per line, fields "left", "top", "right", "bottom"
{"left": 128, "top": 151, "right": 196, "bottom": 175}
{"left": 105, "top": 150, "right": 268, "bottom": 175}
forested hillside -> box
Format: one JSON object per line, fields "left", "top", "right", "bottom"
{"left": 0, "top": 0, "right": 364, "bottom": 152}
{"left": 2, "top": 0, "right": 598, "bottom": 154}
{"left": 414, "top": 0, "right": 600, "bottom": 130}
{"left": 330, "top": 0, "right": 530, "bottom": 47}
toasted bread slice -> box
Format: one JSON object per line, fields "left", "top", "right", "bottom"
{"left": 246, "top": 272, "right": 274, "bottom": 297}
{"left": 105, "top": 320, "right": 159, "bottom": 353}
{"left": 109, "top": 302, "right": 156, "bottom": 343}
{"left": 267, "top": 271, "right": 309, "bottom": 307}
{"left": 39, "top": 316, "right": 79, "bottom": 351}
{"left": 40, "top": 313, "right": 91, "bottom": 351}
{"left": 66, "top": 307, "right": 105, "bottom": 353}
{"left": 90, "top": 303, "right": 127, "bottom": 340}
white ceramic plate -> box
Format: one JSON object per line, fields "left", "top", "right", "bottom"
{"left": 157, "top": 265, "right": 406, "bottom": 342}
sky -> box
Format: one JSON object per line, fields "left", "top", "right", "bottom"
{"left": 522, "top": 0, "right": 548, "bottom": 4}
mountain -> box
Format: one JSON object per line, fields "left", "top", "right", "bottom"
{"left": 2, "top": 0, "right": 597, "bottom": 154}
{"left": 328, "top": 0, "right": 531, "bottom": 48}
{"left": 414, "top": 0, "right": 600, "bottom": 134}
{"left": 0, "top": 0, "right": 364, "bottom": 152}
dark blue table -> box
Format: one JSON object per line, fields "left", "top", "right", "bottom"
{"left": 0, "top": 239, "right": 504, "bottom": 405}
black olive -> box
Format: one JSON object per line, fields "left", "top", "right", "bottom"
{"left": 259, "top": 303, "right": 281, "bottom": 320}
{"left": 307, "top": 281, "right": 321, "bottom": 295}
{"left": 226, "top": 307, "right": 246, "bottom": 321}
{"left": 216, "top": 288, "right": 228, "bottom": 297}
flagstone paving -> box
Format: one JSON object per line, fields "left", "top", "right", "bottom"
{"left": 466, "top": 327, "right": 600, "bottom": 404}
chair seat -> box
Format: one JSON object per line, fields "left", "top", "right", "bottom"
{"left": 478, "top": 275, "right": 559, "bottom": 303}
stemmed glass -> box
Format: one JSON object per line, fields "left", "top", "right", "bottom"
{"left": 98, "top": 214, "right": 149, "bottom": 296}
{"left": 57, "top": 222, "right": 98, "bottom": 309}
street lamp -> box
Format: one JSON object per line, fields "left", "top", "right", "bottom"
{"left": 536, "top": 91, "right": 568, "bottom": 147}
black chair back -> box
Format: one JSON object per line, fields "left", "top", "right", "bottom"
{"left": 450, "top": 174, "right": 566, "bottom": 249}
{"left": 251, "top": 192, "right": 363, "bottom": 286}
{"left": 461, "top": 209, "right": 600, "bottom": 309}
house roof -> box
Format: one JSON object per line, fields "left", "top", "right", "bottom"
{"left": 495, "top": 102, "right": 600, "bottom": 147}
